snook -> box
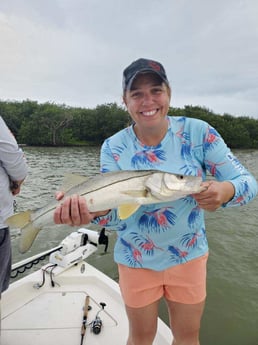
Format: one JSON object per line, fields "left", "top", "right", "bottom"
{"left": 7, "top": 170, "right": 205, "bottom": 253}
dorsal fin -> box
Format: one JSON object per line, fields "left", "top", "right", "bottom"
{"left": 60, "top": 173, "right": 89, "bottom": 193}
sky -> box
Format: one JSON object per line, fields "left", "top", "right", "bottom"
{"left": 0, "top": 0, "right": 258, "bottom": 118}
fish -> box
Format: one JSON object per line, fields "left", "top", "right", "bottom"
{"left": 6, "top": 170, "right": 206, "bottom": 253}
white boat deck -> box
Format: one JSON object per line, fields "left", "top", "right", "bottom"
{"left": 1, "top": 261, "right": 173, "bottom": 345}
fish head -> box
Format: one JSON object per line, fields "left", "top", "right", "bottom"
{"left": 145, "top": 172, "right": 204, "bottom": 201}
{"left": 163, "top": 173, "right": 203, "bottom": 193}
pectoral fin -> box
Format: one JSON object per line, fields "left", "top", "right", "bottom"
{"left": 121, "top": 190, "right": 148, "bottom": 197}
{"left": 118, "top": 204, "right": 141, "bottom": 220}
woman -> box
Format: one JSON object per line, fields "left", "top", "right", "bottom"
{"left": 54, "top": 58, "right": 257, "bottom": 345}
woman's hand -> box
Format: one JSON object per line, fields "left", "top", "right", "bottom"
{"left": 53, "top": 192, "right": 110, "bottom": 226}
{"left": 192, "top": 181, "right": 235, "bottom": 211}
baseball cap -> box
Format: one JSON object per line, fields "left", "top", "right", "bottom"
{"left": 122, "top": 58, "right": 169, "bottom": 92}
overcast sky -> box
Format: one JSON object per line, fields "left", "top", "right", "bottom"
{"left": 0, "top": 0, "right": 257, "bottom": 118}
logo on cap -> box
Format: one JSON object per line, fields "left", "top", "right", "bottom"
{"left": 148, "top": 61, "right": 161, "bottom": 71}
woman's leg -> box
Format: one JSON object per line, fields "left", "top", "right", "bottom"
{"left": 166, "top": 299, "right": 205, "bottom": 345}
{"left": 125, "top": 299, "right": 160, "bottom": 345}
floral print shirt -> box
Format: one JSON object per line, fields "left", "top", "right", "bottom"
{"left": 93, "top": 116, "right": 257, "bottom": 270}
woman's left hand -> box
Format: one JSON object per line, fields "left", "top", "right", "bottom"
{"left": 192, "top": 181, "right": 235, "bottom": 211}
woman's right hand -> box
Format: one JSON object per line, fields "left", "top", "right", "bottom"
{"left": 53, "top": 194, "right": 93, "bottom": 226}
{"left": 53, "top": 192, "right": 110, "bottom": 226}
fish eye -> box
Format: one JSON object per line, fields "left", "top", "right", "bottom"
{"left": 177, "top": 175, "right": 184, "bottom": 180}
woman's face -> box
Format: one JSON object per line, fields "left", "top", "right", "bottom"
{"left": 123, "top": 73, "right": 171, "bottom": 130}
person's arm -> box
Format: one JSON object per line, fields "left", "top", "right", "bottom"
{"left": 193, "top": 123, "right": 257, "bottom": 210}
{"left": 0, "top": 117, "right": 28, "bottom": 191}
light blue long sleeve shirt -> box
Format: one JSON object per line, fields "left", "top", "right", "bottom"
{"left": 93, "top": 116, "right": 257, "bottom": 270}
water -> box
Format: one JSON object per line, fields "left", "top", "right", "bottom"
{"left": 11, "top": 147, "right": 258, "bottom": 345}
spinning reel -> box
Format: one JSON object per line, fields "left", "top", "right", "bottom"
{"left": 91, "top": 302, "right": 106, "bottom": 334}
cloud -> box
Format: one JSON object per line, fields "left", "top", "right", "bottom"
{"left": 0, "top": 0, "right": 258, "bottom": 118}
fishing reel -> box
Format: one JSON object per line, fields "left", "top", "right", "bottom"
{"left": 91, "top": 302, "right": 106, "bottom": 335}
{"left": 92, "top": 316, "right": 102, "bottom": 334}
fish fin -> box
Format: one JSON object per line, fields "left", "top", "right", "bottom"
{"left": 118, "top": 204, "right": 141, "bottom": 220}
{"left": 6, "top": 210, "right": 41, "bottom": 253}
{"left": 6, "top": 210, "right": 32, "bottom": 228}
{"left": 121, "top": 190, "right": 148, "bottom": 197}
{"left": 19, "top": 222, "right": 42, "bottom": 253}
{"left": 60, "top": 173, "right": 89, "bottom": 193}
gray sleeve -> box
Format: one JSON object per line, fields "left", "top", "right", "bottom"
{"left": 0, "top": 117, "right": 28, "bottom": 181}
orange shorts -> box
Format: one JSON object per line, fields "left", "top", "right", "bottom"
{"left": 118, "top": 253, "right": 208, "bottom": 308}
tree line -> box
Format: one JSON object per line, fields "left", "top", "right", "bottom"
{"left": 1, "top": 99, "right": 258, "bottom": 149}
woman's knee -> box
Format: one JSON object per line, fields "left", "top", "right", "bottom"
{"left": 167, "top": 300, "right": 205, "bottom": 344}
{"left": 125, "top": 302, "right": 159, "bottom": 345}
{"left": 172, "top": 328, "right": 200, "bottom": 345}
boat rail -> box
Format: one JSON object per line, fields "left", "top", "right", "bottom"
{"left": 11, "top": 246, "right": 62, "bottom": 279}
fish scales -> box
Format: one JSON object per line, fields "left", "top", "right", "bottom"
{"left": 6, "top": 170, "right": 205, "bottom": 253}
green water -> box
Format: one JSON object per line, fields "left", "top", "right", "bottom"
{"left": 11, "top": 147, "right": 258, "bottom": 345}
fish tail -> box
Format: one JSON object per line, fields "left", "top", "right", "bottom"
{"left": 19, "top": 222, "right": 41, "bottom": 253}
{"left": 6, "top": 210, "right": 32, "bottom": 228}
{"left": 6, "top": 210, "right": 41, "bottom": 253}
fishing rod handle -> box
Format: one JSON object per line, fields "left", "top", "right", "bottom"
{"left": 81, "top": 295, "right": 90, "bottom": 336}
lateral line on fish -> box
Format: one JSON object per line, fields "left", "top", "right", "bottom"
{"left": 23, "top": 171, "right": 154, "bottom": 224}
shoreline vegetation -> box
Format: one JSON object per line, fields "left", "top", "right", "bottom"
{"left": 1, "top": 99, "right": 258, "bottom": 149}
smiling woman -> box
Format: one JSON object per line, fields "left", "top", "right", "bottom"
{"left": 123, "top": 73, "right": 171, "bottom": 147}
{"left": 53, "top": 58, "right": 258, "bottom": 345}
{"left": 122, "top": 59, "right": 171, "bottom": 147}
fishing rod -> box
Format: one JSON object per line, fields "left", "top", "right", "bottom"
{"left": 80, "top": 295, "right": 91, "bottom": 345}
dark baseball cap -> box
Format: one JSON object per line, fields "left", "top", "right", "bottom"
{"left": 122, "top": 58, "right": 169, "bottom": 92}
